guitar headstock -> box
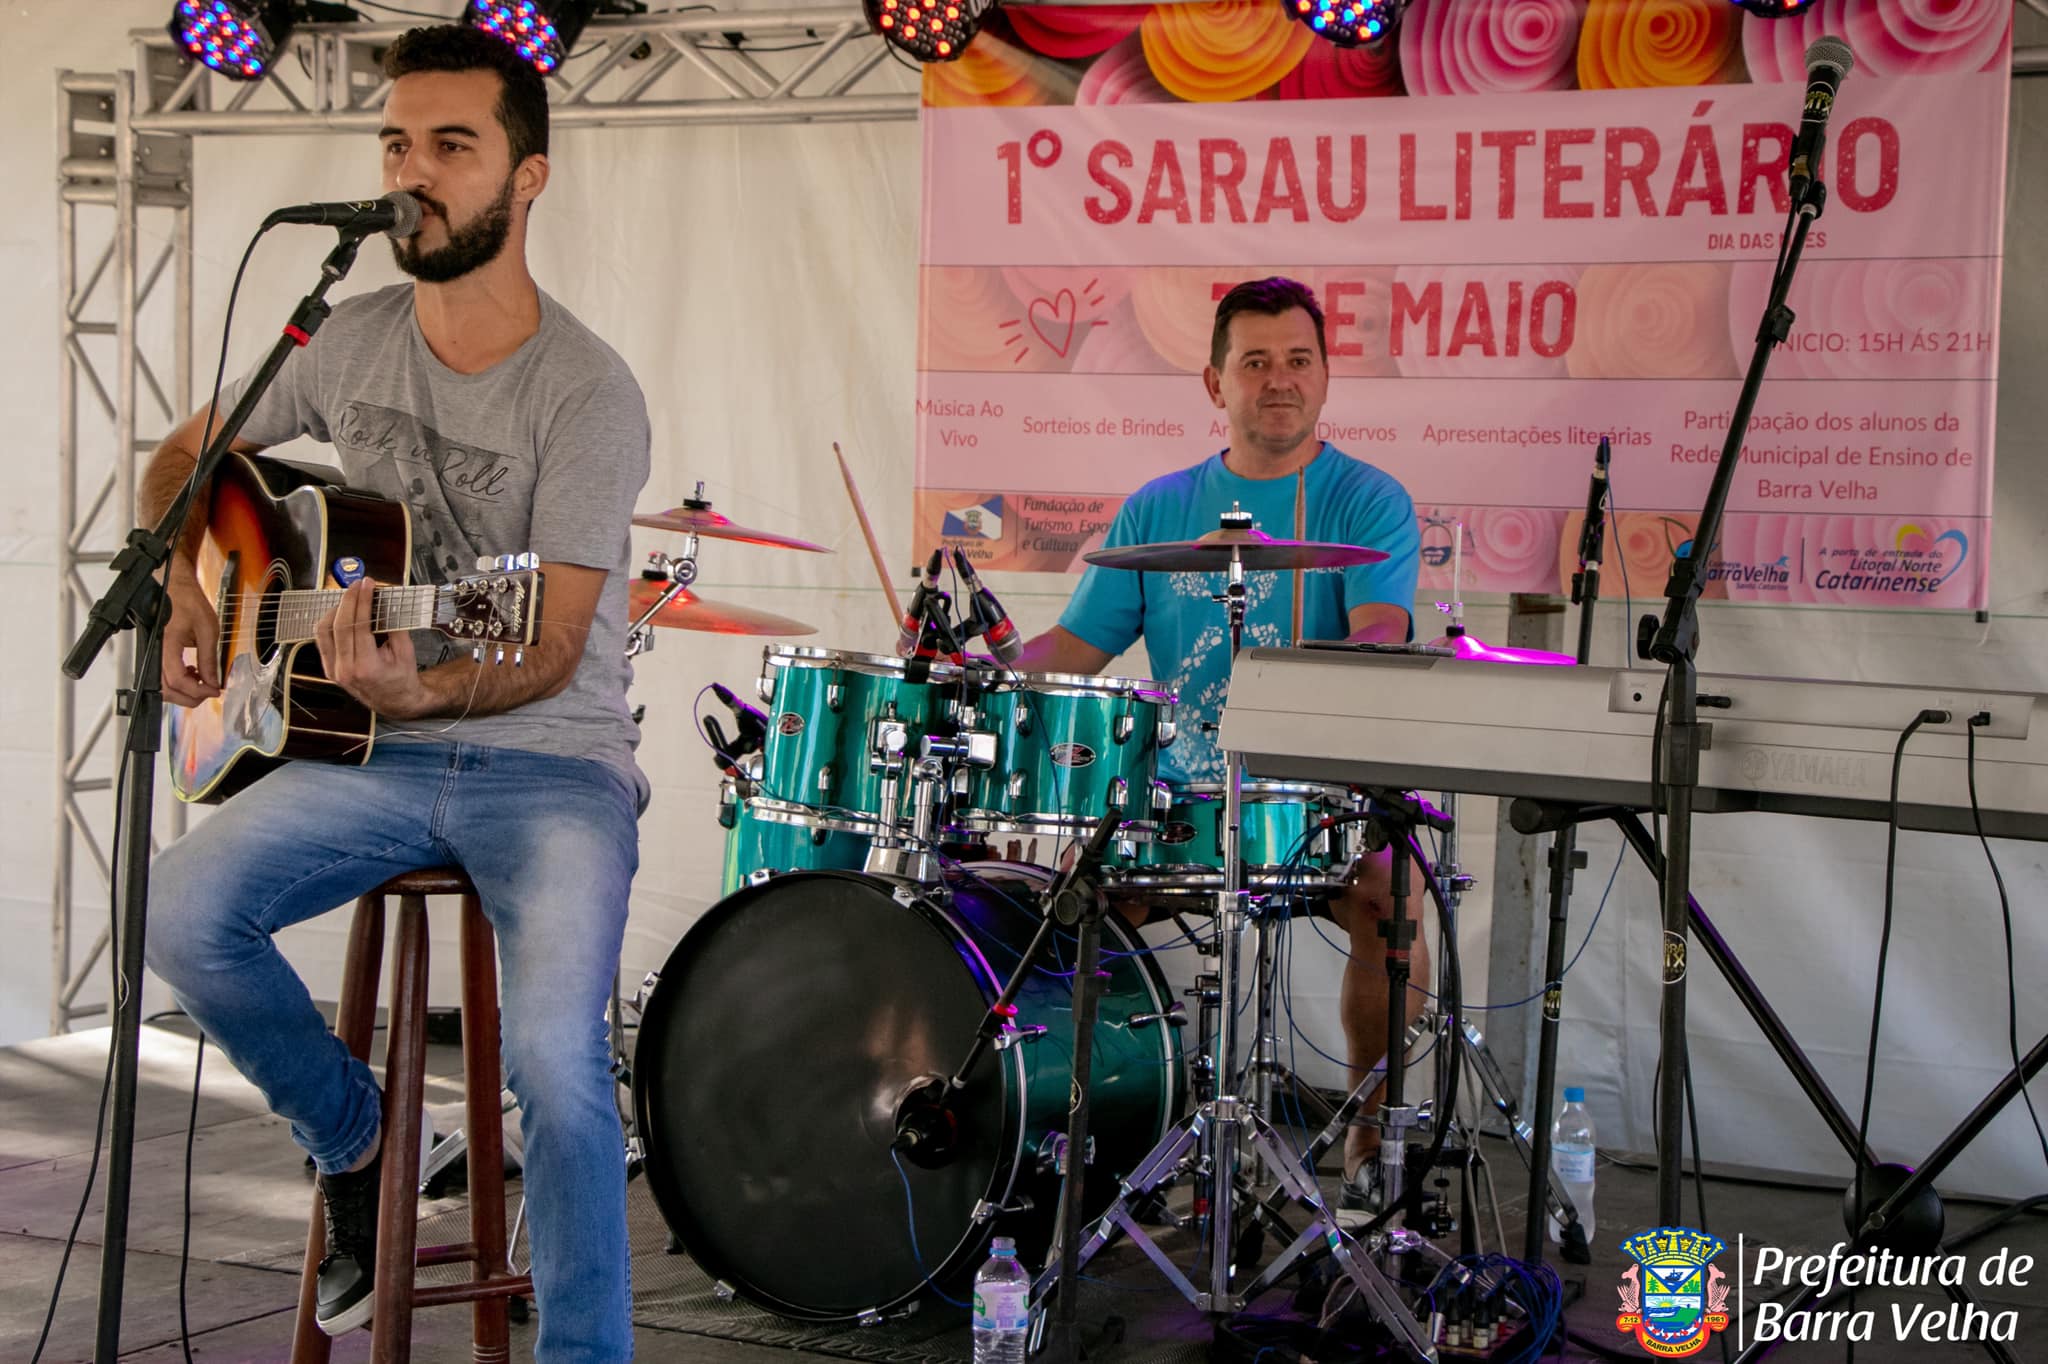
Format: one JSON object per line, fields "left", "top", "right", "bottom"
{"left": 440, "top": 552, "right": 545, "bottom": 663}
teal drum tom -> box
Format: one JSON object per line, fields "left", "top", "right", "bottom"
{"left": 631, "top": 864, "right": 1184, "bottom": 1321}
{"left": 716, "top": 778, "right": 868, "bottom": 896}
{"left": 1117, "top": 780, "right": 1361, "bottom": 897}
{"left": 751, "top": 645, "right": 962, "bottom": 835}
{"left": 960, "top": 672, "right": 1177, "bottom": 840}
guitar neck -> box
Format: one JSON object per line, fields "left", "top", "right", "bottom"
{"left": 270, "top": 584, "right": 442, "bottom": 643}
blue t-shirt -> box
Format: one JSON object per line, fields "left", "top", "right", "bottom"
{"left": 1060, "top": 444, "right": 1420, "bottom": 784}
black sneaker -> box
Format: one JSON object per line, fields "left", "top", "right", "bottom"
{"left": 315, "top": 1151, "right": 382, "bottom": 1335}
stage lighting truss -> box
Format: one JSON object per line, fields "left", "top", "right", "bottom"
{"left": 463, "top": 0, "right": 602, "bottom": 75}
{"left": 1290, "top": 0, "right": 1402, "bottom": 48}
{"left": 863, "top": 0, "right": 992, "bottom": 62}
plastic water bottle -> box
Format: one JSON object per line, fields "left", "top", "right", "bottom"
{"left": 1549, "top": 1086, "right": 1597, "bottom": 1244}
{"left": 971, "top": 1236, "right": 1030, "bottom": 1363}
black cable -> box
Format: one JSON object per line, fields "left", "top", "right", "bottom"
{"left": 1966, "top": 716, "right": 2048, "bottom": 1171}
{"left": 27, "top": 1012, "right": 118, "bottom": 1363}
{"left": 29, "top": 222, "right": 266, "bottom": 1364}
{"left": 179, "top": 1036, "right": 205, "bottom": 1364}
{"left": 1845, "top": 709, "right": 1940, "bottom": 1363}
{"left": 1683, "top": 1057, "right": 1732, "bottom": 1364}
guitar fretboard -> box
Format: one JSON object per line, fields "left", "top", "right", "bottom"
{"left": 267, "top": 585, "right": 441, "bottom": 643}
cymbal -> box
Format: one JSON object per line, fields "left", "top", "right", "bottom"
{"left": 1085, "top": 526, "right": 1388, "bottom": 573}
{"left": 632, "top": 498, "right": 830, "bottom": 553}
{"left": 628, "top": 579, "right": 817, "bottom": 636}
{"left": 1430, "top": 631, "right": 1576, "bottom": 667}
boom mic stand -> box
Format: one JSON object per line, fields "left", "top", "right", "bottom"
{"left": 1637, "top": 183, "right": 1824, "bottom": 1225}
{"left": 1521, "top": 439, "right": 1610, "bottom": 1265}
{"left": 59, "top": 227, "right": 374, "bottom": 1362}
{"left": 890, "top": 809, "right": 1123, "bottom": 1364}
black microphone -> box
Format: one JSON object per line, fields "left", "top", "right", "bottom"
{"left": 1577, "top": 436, "right": 1611, "bottom": 568}
{"left": 951, "top": 548, "right": 1023, "bottom": 668}
{"left": 264, "top": 190, "right": 423, "bottom": 239}
{"left": 893, "top": 549, "right": 946, "bottom": 658}
{"left": 1049, "top": 807, "right": 1124, "bottom": 926}
{"left": 709, "top": 682, "right": 769, "bottom": 757}
{"left": 1788, "top": 36, "right": 1855, "bottom": 206}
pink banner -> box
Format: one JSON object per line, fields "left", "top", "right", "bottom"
{"left": 912, "top": 0, "right": 2008, "bottom": 610}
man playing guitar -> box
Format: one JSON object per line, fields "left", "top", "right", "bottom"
{"left": 141, "top": 26, "right": 648, "bottom": 1359}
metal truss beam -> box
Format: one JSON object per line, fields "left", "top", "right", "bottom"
{"left": 54, "top": 58, "right": 193, "bottom": 1034}
{"left": 128, "top": 8, "right": 919, "bottom": 134}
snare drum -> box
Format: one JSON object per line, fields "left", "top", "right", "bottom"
{"left": 1114, "top": 780, "right": 1360, "bottom": 896}
{"left": 751, "top": 646, "right": 961, "bottom": 834}
{"left": 959, "top": 672, "right": 1177, "bottom": 840}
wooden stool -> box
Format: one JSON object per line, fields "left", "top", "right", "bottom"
{"left": 291, "top": 868, "right": 534, "bottom": 1364}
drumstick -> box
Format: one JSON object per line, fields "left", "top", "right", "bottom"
{"left": 833, "top": 442, "right": 906, "bottom": 625}
{"left": 1291, "top": 467, "right": 1306, "bottom": 645}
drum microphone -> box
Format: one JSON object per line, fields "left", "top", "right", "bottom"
{"left": 263, "top": 189, "right": 423, "bottom": 239}
{"left": 1574, "top": 436, "right": 1610, "bottom": 580}
{"left": 894, "top": 549, "right": 946, "bottom": 659}
{"left": 1788, "top": 36, "right": 1854, "bottom": 207}
{"left": 951, "top": 548, "right": 1023, "bottom": 668}
{"left": 1048, "top": 807, "right": 1124, "bottom": 926}
{"left": 707, "top": 682, "right": 769, "bottom": 757}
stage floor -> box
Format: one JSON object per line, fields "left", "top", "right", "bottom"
{"left": 4, "top": 1024, "right": 2042, "bottom": 1362}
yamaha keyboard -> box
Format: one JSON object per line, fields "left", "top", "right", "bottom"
{"left": 1218, "top": 646, "right": 2048, "bottom": 842}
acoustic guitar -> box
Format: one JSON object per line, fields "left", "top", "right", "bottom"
{"left": 169, "top": 451, "right": 544, "bottom": 802}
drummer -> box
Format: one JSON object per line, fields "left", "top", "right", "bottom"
{"left": 1014, "top": 276, "right": 1423, "bottom": 1219}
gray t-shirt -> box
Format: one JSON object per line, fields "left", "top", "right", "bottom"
{"left": 221, "top": 283, "right": 651, "bottom": 801}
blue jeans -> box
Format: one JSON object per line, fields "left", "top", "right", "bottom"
{"left": 147, "top": 741, "right": 640, "bottom": 1363}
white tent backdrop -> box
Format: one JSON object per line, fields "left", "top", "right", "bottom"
{"left": 6, "top": 1, "right": 2045, "bottom": 1202}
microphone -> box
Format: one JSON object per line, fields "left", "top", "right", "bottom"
{"left": 1788, "top": 36, "right": 1855, "bottom": 206}
{"left": 951, "top": 548, "right": 1023, "bottom": 668}
{"left": 1576, "top": 436, "right": 1611, "bottom": 569}
{"left": 1048, "top": 806, "right": 1124, "bottom": 926}
{"left": 264, "top": 190, "right": 423, "bottom": 239}
{"left": 893, "top": 549, "right": 946, "bottom": 658}
{"left": 708, "top": 682, "right": 769, "bottom": 758}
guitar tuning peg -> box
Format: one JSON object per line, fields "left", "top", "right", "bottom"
{"left": 513, "top": 647, "right": 524, "bottom": 667}
{"left": 514, "top": 551, "right": 538, "bottom": 571}
{"left": 475, "top": 555, "right": 495, "bottom": 573}
{"left": 494, "top": 646, "right": 506, "bottom": 665}
{"left": 472, "top": 644, "right": 485, "bottom": 663}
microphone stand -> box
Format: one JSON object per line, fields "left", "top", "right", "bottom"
{"left": 891, "top": 809, "right": 1123, "bottom": 1364}
{"left": 1637, "top": 184, "right": 1826, "bottom": 1224}
{"left": 1521, "top": 442, "right": 1608, "bottom": 1265}
{"left": 60, "top": 228, "right": 370, "bottom": 1362}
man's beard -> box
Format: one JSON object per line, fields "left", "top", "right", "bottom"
{"left": 390, "top": 177, "right": 515, "bottom": 283}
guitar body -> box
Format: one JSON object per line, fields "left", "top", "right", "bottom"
{"left": 170, "top": 452, "right": 412, "bottom": 803}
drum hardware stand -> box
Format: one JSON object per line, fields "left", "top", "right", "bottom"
{"left": 1028, "top": 537, "right": 1436, "bottom": 1359}
{"left": 626, "top": 538, "right": 698, "bottom": 659}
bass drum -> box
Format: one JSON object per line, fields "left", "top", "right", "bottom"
{"left": 632, "top": 865, "right": 1184, "bottom": 1321}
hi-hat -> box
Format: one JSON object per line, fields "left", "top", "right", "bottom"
{"left": 628, "top": 579, "right": 816, "bottom": 636}
{"left": 633, "top": 486, "right": 830, "bottom": 553}
{"left": 1085, "top": 526, "right": 1388, "bottom": 573}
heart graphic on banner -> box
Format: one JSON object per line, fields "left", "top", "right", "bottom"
{"left": 1029, "top": 289, "right": 1079, "bottom": 357}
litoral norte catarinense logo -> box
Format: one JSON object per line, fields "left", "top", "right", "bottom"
{"left": 1616, "top": 1227, "right": 1731, "bottom": 1357}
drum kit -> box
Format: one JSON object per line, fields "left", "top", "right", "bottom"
{"left": 610, "top": 489, "right": 1575, "bottom": 1358}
